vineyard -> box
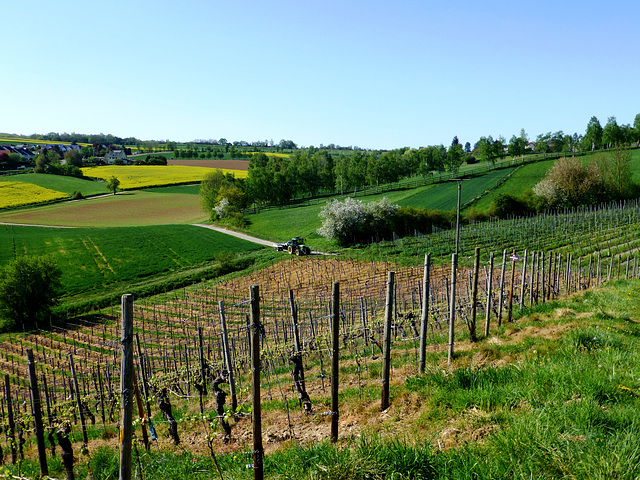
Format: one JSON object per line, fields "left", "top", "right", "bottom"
{"left": 2, "top": 201, "right": 640, "bottom": 479}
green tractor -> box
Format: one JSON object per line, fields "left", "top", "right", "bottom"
{"left": 275, "top": 236, "right": 312, "bottom": 256}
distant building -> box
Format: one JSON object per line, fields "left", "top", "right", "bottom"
{"left": 104, "top": 150, "right": 130, "bottom": 164}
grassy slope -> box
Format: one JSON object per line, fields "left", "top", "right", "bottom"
{"left": 0, "top": 172, "right": 108, "bottom": 196}
{"left": 240, "top": 167, "right": 518, "bottom": 248}
{"left": 0, "top": 224, "right": 264, "bottom": 295}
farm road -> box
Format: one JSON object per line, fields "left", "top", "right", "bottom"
{"left": 192, "top": 223, "right": 333, "bottom": 255}
{"left": 191, "top": 223, "right": 275, "bottom": 247}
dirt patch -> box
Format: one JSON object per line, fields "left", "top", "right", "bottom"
{"left": 168, "top": 159, "right": 249, "bottom": 171}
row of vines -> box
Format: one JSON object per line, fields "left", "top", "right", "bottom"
{"left": 2, "top": 201, "right": 640, "bottom": 478}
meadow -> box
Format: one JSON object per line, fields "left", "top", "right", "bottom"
{"left": 0, "top": 223, "right": 263, "bottom": 298}
{"left": 81, "top": 165, "right": 247, "bottom": 189}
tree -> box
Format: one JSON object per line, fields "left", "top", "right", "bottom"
{"left": 595, "top": 148, "right": 635, "bottom": 199}
{"left": 533, "top": 156, "right": 601, "bottom": 207}
{"left": 475, "top": 136, "right": 495, "bottom": 164}
{"left": 0, "top": 256, "right": 62, "bottom": 330}
{"left": 583, "top": 116, "right": 603, "bottom": 151}
{"left": 446, "top": 143, "right": 465, "bottom": 174}
{"left": 64, "top": 149, "right": 83, "bottom": 167}
{"left": 106, "top": 175, "right": 120, "bottom": 194}
{"left": 602, "top": 116, "right": 622, "bottom": 148}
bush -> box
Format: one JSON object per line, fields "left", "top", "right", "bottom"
{"left": 317, "top": 197, "right": 398, "bottom": 245}
{"left": 489, "top": 193, "right": 535, "bottom": 219}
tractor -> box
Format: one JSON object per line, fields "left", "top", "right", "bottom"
{"left": 274, "top": 237, "right": 312, "bottom": 256}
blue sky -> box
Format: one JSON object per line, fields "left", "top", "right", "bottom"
{"left": 3, "top": 0, "right": 639, "bottom": 150}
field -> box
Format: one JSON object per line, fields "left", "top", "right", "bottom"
{"left": 0, "top": 190, "right": 207, "bottom": 227}
{"left": 0, "top": 223, "right": 263, "bottom": 297}
{"left": 81, "top": 165, "right": 247, "bottom": 189}
{"left": 1, "top": 172, "right": 109, "bottom": 197}
{"left": 0, "top": 181, "right": 68, "bottom": 208}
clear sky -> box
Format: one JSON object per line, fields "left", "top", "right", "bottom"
{"left": 3, "top": 0, "right": 639, "bottom": 150}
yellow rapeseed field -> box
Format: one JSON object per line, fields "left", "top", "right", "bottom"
{"left": 81, "top": 165, "right": 247, "bottom": 189}
{"left": 0, "top": 182, "right": 68, "bottom": 208}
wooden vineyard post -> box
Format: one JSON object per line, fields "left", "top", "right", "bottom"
{"left": 250, "top": 285, "right": 264, "bottom": 480}
{"left": 485, "top": 251, "right": 495, "bottom": 337}
{"left": 68, "top": 354, "right": 88, "bottom": 444}
{"left": 419, "top": 254, "right": 431, "bottom": 373}
{"left": 27, "top": 349, "right": 48, "bottom": 478}
{"left": 120, "top": 293, "right": 134, "bottom": 480}
{"left": 519, "top": 249, "right": 528, "bottom": 309}
{"left": 289, "top": 290, "right": 311, "bottom": 413}
{"left": 41, "top": 374, "right": 56, "bottom": 457}
{"left": 448, "top": 253, "right": 458, "bottom": 365}
{"left": 507, "top": 250, "right": 517, "bottom": 323}
{"left": 134, "top": 335, "right": 151, "bottom": 418}
{"left": 470, "top": 247, "right": 480, "bottom": 342}
{"left": 497, "top": 250, "right": 507, "bottom": 327}
{"left": 360, "top": 297, "right": 369, "bottom": 358}
{"left": 219, "top": 302, "right": 238, "bottom": 413}
{"left": 198, "top": 327, "right": 206, "bottom": 414}
{"left": 381, "top": 272, "right": 395, "bottom": 410}
{"left": 4, "top": 374, "right": 17, "bottom": 464}
{"left": 132, "top": 368, "right": 150, "bottom": 451}
{"left": 331, "top": 281, "right": 340, "bottom": 441}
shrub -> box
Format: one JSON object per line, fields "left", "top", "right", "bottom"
{"left": 317, "top": 197, "right": 399, "bottom": 245}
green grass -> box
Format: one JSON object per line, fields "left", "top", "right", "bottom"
{"left": 0, "top": 224, "right": 264, "bottom": 296}
{"left": 470, "top": 159, "right": 556, "bottom": 211}
{"left": 397, "top": 167, "right": 517, "bottom": 210}
{"left": 0, "top": 172, "right": 108, "bottom": 197}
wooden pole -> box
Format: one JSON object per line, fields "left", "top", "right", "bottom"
{"left": 27, "top": 349, "right": 48, "bottom": 478}
{"left": 419, "top": 254, "right": 431, "bottom": 373}
{"left": 470, "top": 247, "right": 480, "bottom": 342}
{"left": 497, "top": 250, "right": 507, "bottom": 326}
{"left": 381, "top": 271, "right": 395, "bottom": 410}
{"left": 484, "top": 251, "right": 495, "bottom": 336}
{"left": 4, "top": 374, "right": 17, "bottom": 464}
{"left": 68, "top": 354, "right": 88, "bottom": 444}
{"left": 250, "top": 285, "right": 263, "bottom": 480}
{"left": 331, "top": 282, "right": 340, "bottom": 441}
{"left": 507, "top": 250, "right": 517, "bottom": 322}
{"left": 519, "top": 249, "right": 528, "bottom": 309}
{"left": 120, "top": 293, "right": 134, "bottom": 480}
{"left": 132, "top": 368, "right": 150, "bottom": 451}
{"left": 219, "top": 302, "right": 238, "bottom": 413}
{"left": 448, "top": 253, "right": 457, "bottom": 364}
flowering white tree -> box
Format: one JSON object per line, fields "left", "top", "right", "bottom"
{"left": 317, "top": 197, "right": 399, "bottom": 244}
{"left": 213, "top": 197, "right": 230, "bottom": 218}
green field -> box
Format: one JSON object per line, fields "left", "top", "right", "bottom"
{"left": 0, "top": 224, "right": 263, "bottom": 296}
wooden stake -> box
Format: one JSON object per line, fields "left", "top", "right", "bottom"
{"left": 381, "top": 272, "right": 395, "bottom": 410}
{"left": 120, "top": 293, "right": 134, "bottom": 480}
{"left": 331, "top": 281, "right": 340, "bottom": 441}
{"left": 250, "top": 285, "right": 263, "bottom": 480}
{"left": 27, "top": 349, "right": 48, "bottom": 478}
{"left": 448, "top": 253, "right": 458, "bottom": 364}
{"left": 419, "top": 254, "right": 431, "bottom": 373}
